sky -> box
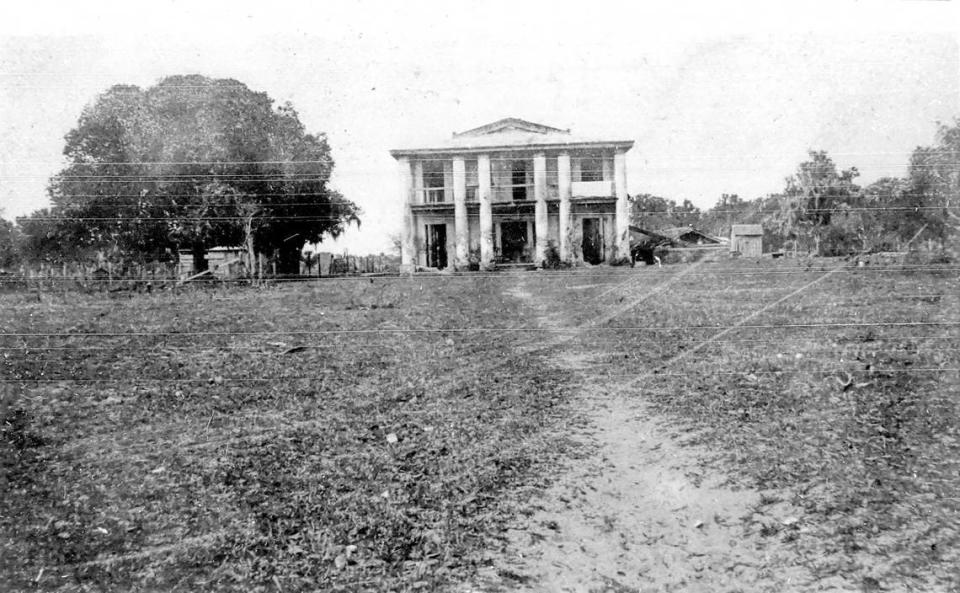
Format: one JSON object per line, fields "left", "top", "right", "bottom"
{"left": 1, "top": 0, "right": 958, "bottom": 254}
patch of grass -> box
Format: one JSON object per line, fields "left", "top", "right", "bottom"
{"left": 0, "top": 277, "right": 580, "bottom": 591}
{"left": 4, "top": 261, "right": 958, "bottom": 591}
{"left": 590, "top": 259, "right": 960, "bottom": 588}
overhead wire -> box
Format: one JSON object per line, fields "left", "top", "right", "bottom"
{"left": 3, "top": 265, "right": 959, "bottom": 284}
{"left": 1, "top": 320, "right": 958, "bottom": 339}
{"left": 12, "top": 205, "right": 960, "bottom": 217}
{"left": 2, "top": 368, "right": 957, "bottom": 384}
{"left": 2, "top": 339, "right": 958, "bottom": 353}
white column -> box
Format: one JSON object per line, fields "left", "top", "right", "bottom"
{"left": 398, "top": 157, "right": 415, "bottom": 273}
{"left": 478, "top": 154, "right": 494, "bottom": 269}
{"left": 413, "top": 160, "right": 424, "bottom": 203}
{"left": 557, "top": 152, "right": 572, "bottom": 264}
{"left": 453, "top": 156, "right": 468, "bottom": 270}
{"left": 533, "top": 152, "right": 548, "bottom": 265}
{"left": 614, "top": 149, "right": 630, "bottom": 260}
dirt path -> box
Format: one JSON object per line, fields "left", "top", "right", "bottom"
{"left": 474, "top": 274, "right": 822, "bottom": 593}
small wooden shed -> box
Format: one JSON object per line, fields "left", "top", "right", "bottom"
{"left": 730, "top": 224, "right": 763, "bottom": 257}
{"left": 177, "top": 247, "right": 248, "bottom": 279}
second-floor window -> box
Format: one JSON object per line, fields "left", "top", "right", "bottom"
{"left": 512, "top": 159, "right": 529, "bottom": 200}
{"left": 577, "top": 156, "right": 604, "bottom": 182}
{"left": 466, "top": 159, "right": 479, "bottom": 201}
{"left": 422, "top": 159, "right": 445, "bottom": 203}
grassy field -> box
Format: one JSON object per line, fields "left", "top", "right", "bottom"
{"left": 2, "top": 258, "right": 959, "bottom": 591}
{"left": 577, "top": 258, "right": 960, "bottom": 588}
{"left": 1, "top": 276, "right": 585, "bottom": 591}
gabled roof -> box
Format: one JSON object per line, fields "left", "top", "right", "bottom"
{"left": 659, "top": 227, "right": 722, "bottom": 244}
{"left": 453, "top": 118, "right": 569, "bottom": 137}
{"left": 731, "top": 224, "right": 763, "bottom": 236}
{"left": 629, "top": 226, "right": 676, "bottom": 249}
{"left": 390, "top": 117, "right": 634, "bottom": 157}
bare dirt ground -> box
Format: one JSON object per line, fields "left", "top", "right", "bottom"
{"left": 472, "top": 273, "right": 830, "bottom": 593}
{"left": 5, "top": 261, "right": 956, "bottom": 591}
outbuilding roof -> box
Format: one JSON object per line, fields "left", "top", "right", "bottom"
{"left": 629, "top": 226, "right": 676, "bottom": 249}
{"left": 731, "top": 224, "right": 763, "bottom": 236}
{"left": 390, "top": 117, "right": 634, "bottom": 157}
{"left": 658, "top": 227, "right": 721, "bottom": 244}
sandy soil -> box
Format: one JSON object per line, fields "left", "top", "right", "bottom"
{"left": 469, "top": 274, "right": 834, "bottom": 593}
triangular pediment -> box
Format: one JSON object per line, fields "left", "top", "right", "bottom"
{"left": 453, "top": 118, "right": 570, "bottom": 138}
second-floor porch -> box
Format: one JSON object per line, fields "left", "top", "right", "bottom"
{"left": 410, "top": 152, "right": 618, "bottom": 206}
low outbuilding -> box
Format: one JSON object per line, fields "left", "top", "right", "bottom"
{"left": 730, "top": 224, "right": 763, "bottom": 257}
{"left": 177, "top": 247, "right": 248, "bottom": 279}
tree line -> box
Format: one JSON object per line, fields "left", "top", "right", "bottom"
{"left": 0, "top": 82, "right": 956, "bottom": 271}
{"left": 630, "top": 120, "right": 958, "bottom": 256}
{"left": 0, "top": 75, "right": 360, "bottom": 275}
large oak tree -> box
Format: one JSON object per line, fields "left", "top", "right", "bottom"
{"left": 904, "top": 119, "right": 959, "bottom": 249}
{"left": 777, "top": 151, "right": 860, "bottom": 255}
{"left": 26, "top": 75, "right": 359, "bottom": 273}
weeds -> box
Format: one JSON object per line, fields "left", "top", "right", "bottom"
{"left": 3, "top": 261, "right": 958, "bottom": 591}
{"left": 0, "top": 278, "right": 578, "bottom": 591}
{"left": 599, "top": 259, "right": 960, "bottom": 588}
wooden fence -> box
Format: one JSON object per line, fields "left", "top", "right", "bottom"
{"left": 313, "top": 253, "right": 399, "bottom": 277}
{"left": 1, "top": 260, "right": 180, "bottom": 293}
{"left": 2, "top": 253, "right": 402, "bottom": 293}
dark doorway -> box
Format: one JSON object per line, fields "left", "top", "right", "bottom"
{"left": 500, "top": 221, "right": 529, "bottom": 262}
{"left": 582, "top": 218, "right": 604, "bottom": 264}
{"left": 426, "top": 224, "right": 447, "bottom": 268}
{"left": 511, "top": 160, "right": 528, "bottom": 201}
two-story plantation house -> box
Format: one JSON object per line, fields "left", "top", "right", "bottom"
{"left": 390, "top": 118, "right": 634, "bottom": 271}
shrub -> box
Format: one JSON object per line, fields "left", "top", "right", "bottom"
{"left": 542, "top": 241, "right": 569, "bottom": 269}
{"left": 467, "top": 248, "right": 482, "bottom": 272}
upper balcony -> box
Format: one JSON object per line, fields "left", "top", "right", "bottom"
{"left": 411, "top": 177, "right": 615, "bottom": 206}
{"left": 406, "top": 139, "right": 624, "bottom": 208}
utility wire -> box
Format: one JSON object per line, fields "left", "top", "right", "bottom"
{"left": 2, "top": 367, "right": 956, "bottom": 384}
{"left": 15, "top": 204, "right": 960, "bottom": 213}
{"left": 2, "top": 321, "right": 958, "bottom": 339}
{"left": 4, "top": 266, "right": 959, "bottom": 283}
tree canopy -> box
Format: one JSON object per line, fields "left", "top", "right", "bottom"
{"left": 0, "top": 215, "right": 20, "bottom": 270}
{"left": 20, "top": 75, "right": 359, "bottom": 272}
{"left": 629, "top": 194, "right": 702, "bottom": 230}
{"left": 902, "top": 120, "right": 959, "bottom": 246}
{"left": 776, "top": 150, "right": 861, "bottom": 254}
{"left": 631, "top": 120, "right": 958, "bottom": 258}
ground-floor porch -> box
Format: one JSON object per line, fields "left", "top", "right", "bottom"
{"left": 409, "top": 199, "right": 621, "bottom": 270}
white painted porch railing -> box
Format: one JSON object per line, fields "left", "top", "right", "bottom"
{"left": 416, "top": 187, "right": 480, "bottom": 203}
{"left": 419, "top": 188, "right": 446, "bottom": 203}
{"left": 571, "top": 180, "right": 614, "bottom": 197}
